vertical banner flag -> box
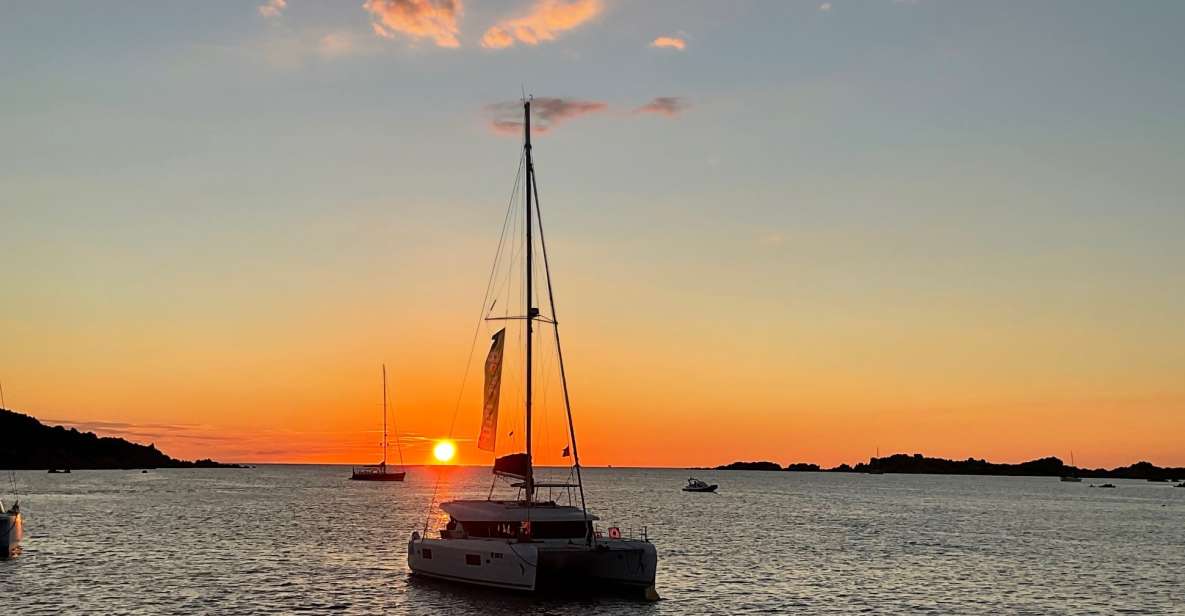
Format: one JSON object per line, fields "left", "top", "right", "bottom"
{"left": 478, "top": 329, "right": 506, "bottom": 451}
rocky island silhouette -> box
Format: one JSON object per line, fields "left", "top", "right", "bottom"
{"left": 713, "top": 453, "right": 1184, "bottom": 480}
{"left": 0, "top": 408, "right": 242, "bottom": 470}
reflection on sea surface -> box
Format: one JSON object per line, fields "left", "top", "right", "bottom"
{"left": 3, "top": 465, "right": 1184, "bottom": 614}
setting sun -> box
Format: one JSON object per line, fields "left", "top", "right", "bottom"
{"left": 433, "top": 440, "right": 456, "bottom": 463}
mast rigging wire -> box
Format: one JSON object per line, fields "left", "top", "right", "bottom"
{"left": 423, "top": 151, "right": 526, "bottom": 534}
{"left": 530, "top": 158, "right": 591, "bottom": 532}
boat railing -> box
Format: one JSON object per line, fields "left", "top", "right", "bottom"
{"left": 593, "top": 524, "right": 649, "bottom": 542}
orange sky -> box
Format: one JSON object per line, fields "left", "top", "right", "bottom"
{"left": 7, "top": 252, "right": 1183, "bottom": 469}
{"left": 4, "top": 198, "right": 1183, "bottom": 468}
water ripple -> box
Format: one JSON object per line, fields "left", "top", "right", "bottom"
{"left": 3, "top": 467, "right": 1183, "bottom": 614}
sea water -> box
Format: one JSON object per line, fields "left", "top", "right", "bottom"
{"left": 3, "top": 466, "right": 1183, "bottom": 614}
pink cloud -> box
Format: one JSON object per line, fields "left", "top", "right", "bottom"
{"left": 258, "top": 0, "right": 286, "bottom": 18}
{"left": 486, "top": 97, "right": 607, "bottom": 135}
{"left": 372, "top": 22, "right": 395, "bottom": 39}
{"left": 481, "top": 0, "right": 603, "bottom": 49}
{"left": 650, "top": 36, "right": 686, "bottom": 51}
{"left": 635, "top": 96, "right": 689, "bottom": 117}
{"left": 363, "top": 0, "right": 462, "bottom": 48}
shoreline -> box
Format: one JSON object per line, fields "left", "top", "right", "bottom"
{"left": 706, "top": 454, "right": 1185, "bottom": 480}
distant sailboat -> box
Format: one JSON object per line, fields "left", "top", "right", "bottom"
{"left": 1060, "top": 451, "right": 1082, "bottom": 483}
{"left": 351, "top": 364, "right": 406, "bottom": 481}
{"left": 868, "top": 447, "right": 884, "bottom": 474}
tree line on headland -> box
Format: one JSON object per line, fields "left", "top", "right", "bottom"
{"left": 713, "top": 454, "right": 1185, "bottom": 480}
{"left": 0, "top": 408, "right": 242, "bottom": 470}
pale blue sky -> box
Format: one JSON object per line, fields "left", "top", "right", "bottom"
{"left": 2, "top": 1, "right": 1183, "bottom": 464}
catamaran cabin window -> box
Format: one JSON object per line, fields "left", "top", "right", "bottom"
{"left": 456, "top": 520, "right": 592, "bottom": 539}
{"left": 533, "top": 521, "right": 594, "bottom": 539}
{"left": 465, "top": 554, "right": 481, "bottom": 566}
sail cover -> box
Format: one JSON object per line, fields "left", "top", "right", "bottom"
{"left": 478, "top": 328, "right": 506, "bottom": 452}
{"left": 493, "top": 453, "right": 531, "bottom": 481}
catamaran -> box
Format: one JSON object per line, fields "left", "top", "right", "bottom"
{"left": 351, "top": 364, "right": 406, "bottom": 481}
{"left": 407, "top": 99, "right": 658, "bottom": 597}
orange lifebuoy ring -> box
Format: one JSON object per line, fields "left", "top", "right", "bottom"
{"left": 608, "top": 527, "right": 621, "bottom": 539}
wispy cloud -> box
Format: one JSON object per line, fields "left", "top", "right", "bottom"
{"left": 318, "top": 32, "right": 355, "bottom": 57}
{"left": 650, "top": 36, "right": 686, "bottom": 51}
{"left": 371, "top": 22, "right": 394, "bottom": 39}
{"left": 758, "top": 232, "right": 786, "bottom": 246}
{"left": 47, "top": 418, "right": 234, "bottom": 444}
{"left": 486, "top": 97, "right": 607, "bottom": 134}
{"left": 818, "top": 2, "right": 832, "bottom": 12}
{"left": 258, "top": 0, "right": 287, "bottom": 18}
{"left": 635, "top": 96, "right": 689, "bottom": 117}
{"left": 364, "top": 0, "right": 463, "bottom": 48}
{"left": 481, "top": 0, "right": 603, "bottom": 49}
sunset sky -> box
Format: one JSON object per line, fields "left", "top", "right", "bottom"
{"left": 2, "top": 1, "right": 1183, "bottom": 468}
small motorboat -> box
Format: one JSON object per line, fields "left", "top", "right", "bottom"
{"left": 47, "top": 468, "right": 70, "bottom": 474}
{"left": 1093, "top": 483, "right": 1117, "bottom": 489}
{"left": 682, "top": 477, "right": 718, "bottom": 493}
{"left": 1059, "top": 476, "right": 1082, "bottom": 482}
{"left": 1, "top": 499, "right": 21, "bottom": 559}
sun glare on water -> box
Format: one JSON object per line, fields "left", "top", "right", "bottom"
{"left": 433, "top": 440, "right": 456, "bottom": 463}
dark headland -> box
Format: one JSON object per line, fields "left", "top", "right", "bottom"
{"left": 0, "top": 408, "right": 242, "bottom": 470}
{"left": 713, "top": 453, "right": 1185, "bottom": 480}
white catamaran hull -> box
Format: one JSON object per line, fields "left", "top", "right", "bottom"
{"left": 408, "top": 535, "right": 657, "bottom": 594}
{"left": 409, "top": 537, "right": 539, "bottom": 590}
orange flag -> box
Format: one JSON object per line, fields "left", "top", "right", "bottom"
{"left": 478, "top": 329, "right": 506, "bottom": 452}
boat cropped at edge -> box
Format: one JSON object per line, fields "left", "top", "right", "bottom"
{"left": 0, "top": 499, "right": 21, "bottom": 559}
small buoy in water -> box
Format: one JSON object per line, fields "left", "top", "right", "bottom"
{"left": 644, "top": 585, "right": 661, "bottom": 601}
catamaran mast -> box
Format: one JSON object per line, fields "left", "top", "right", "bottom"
{"left": 523, "top": 99, "right": 535, "bottom": 499}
